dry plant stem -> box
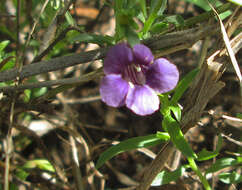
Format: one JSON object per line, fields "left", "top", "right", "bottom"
{"left": 198, "top": 36, "right": 210, "bottom": 68}
{"left": 136, "top": 142, "right": 174, "bottom": 190}
{"left": 136, "top": 39, "right": 241, "bottom": 190}
{"left": 33, "top": 26, "right": 82, "bottom": 63}
{"left": 4, "top": 100, "right": 15, "bottom": 190}
{"left": 221, "top": 134, "right": 242, "bottom": 147}
{"left": 0, "top": 48, "right": 107, "bottom": 82}
{"left": 0, "top": 68, "right": 104, "bottom": 92}
{"left": 4, "top": 1, "right": 21, "bottom": 189}
{"left": 0, "top": 24, "right": 218, "bottom": 83}
{"left": 212, "top": 135, "right": 219, "bottom": 190}
{"left": 22, "top": 0, "right": 50, "bottom": 60}
{"left": 14, "top": 124, "right": 68, "bottom": 184}
{"left": 208, "top": 2, "right": 241, "bottom": 83}
{"left": 225, "top": 6, "right": 241, "bottom": 38}
{"left": 38, "top": 0, "right": 74, "bottom": 54}
{"left": 70, "top": 136, "right": 84, "bottom": 190}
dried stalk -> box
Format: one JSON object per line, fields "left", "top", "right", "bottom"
{"left": 137, "top": 31, "right": 242, "bottom": 190}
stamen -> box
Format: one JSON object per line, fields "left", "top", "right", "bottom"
{"left": 123, "top": 64, "right": 146, "bottom": 85}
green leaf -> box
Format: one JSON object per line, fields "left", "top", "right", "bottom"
{"left": 16, "top": 159, "right": 55, "bottom": 180}
{"left": 150, "top": 0, "right": 167, "bottom": 16}
{"left": 125, "top": 27, "right": 140, "bottom": 47}
{"left": 181, "top": 0, "right": 231, "bottom": 20}
{"left": 15, "top": 169, "right": 29, "bottom": 180}
{"left": 23, "top": 159, "right": 55, "bottom": 172}
{"left": 170, "top": 104, "right": 182, "bottom": 122}
{"left": 171, "top": 68, "right": 199, "bottom": 104}
{"left": 164, "top": 15, "right": 185, "bottom": 27}
{"left": 206, "top": 158, "right": 239, "bottom": 174}
{"left": 68, "top": 33, "right": 114, "bottom": 45}
{"left": 32, "top": 87, "right": 47, "bottom": 98}
{"left": 0, "top": 56, "right": 15, "bottom": 71}
{"left": 65, "top": 11, "right": 75, "bottom": 26}
{"left": 142, "top": 0, "right": 167, "bottom": 34}
{"left": 197, "top": 149, "right": 219, "bottom": 161}
{"left": 219, "top": 172, "right": 242, "bottom": 184}
{"left": 163, "top": 115, "right": 197, "bottom": 158}
{"left": 96, "top": 134, "right": 169, "bottom": 169}
{"left": 236, "top": 113, "right": 242, "bottom": 119}
{"left": 197, "top": 134, "right": 223, "bottom": 161}
{"left": 10, "top": 183, "right": 18, "bottom": 190}
{"left": 24, "top": 89, "right": 32, "bottom": 102}
{"left": 227, "top": 0, "right": 242, "bottom": 6}
{"left": 181, "top": 0, "right": 222, "bottom": 11}
{"left": 150, "top": 22, "right": 169, "bottom": 34}
{"left": 151, "top": 166, "right": 186, "bottom": 186}
{"left": 139, "top": 0, "right": 147, "bottom": 19}
{"left": 156, "top": 131, "right": 170, "bottom": 140}
{"left": 0, "top": 26, "right": 15, "bottom": 40}
{"left": 0, "top": 40, "right": 10, "bottom": 52}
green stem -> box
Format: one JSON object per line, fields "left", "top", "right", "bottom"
{"left": 187, "top": 157, "right": 211, "bottom": 190}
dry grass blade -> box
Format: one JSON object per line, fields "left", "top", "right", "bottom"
{"left": 208, "top": 2, "right": 241, "bottom": 83}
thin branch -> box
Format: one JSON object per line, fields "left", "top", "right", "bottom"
{"left": 33, "top": 26, "right": 82, "bottom": 63}
{"left": 0, "top": 68, "right": 103, "bottom": 92}
{"left": 0, "top": 48, "right": 107, "bottom": 82}
{"left": 4, "top": 0, "right": 21, "bottom": 189}
{"left": 0, "top": 24, "right": 219, "bottom": 83}
{"left": 22, "top": 0, "right": 50, "bottom": 61}
{"left": 70, "top": 136, "right": 84, "bottom": 190}
{"left": 221, "top": 133, "right": 242, "bottom": 147}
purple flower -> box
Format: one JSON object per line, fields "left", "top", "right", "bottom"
{"left": 100, "top": 43, "right": 179, "bottom": 116}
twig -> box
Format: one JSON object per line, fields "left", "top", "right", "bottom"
{"left": 0, "top": 24, "right": 219, "bottom": 83}
{"left": 221, "top": 133, "right": 242, "bottom": 146}
{"left": 208, "top": 1, "right": 241, "bottom": 83}
{"left": 53, "top": 95, "right": 101, "bottom": 104}
{"left": 4, "top": 100, "right": 15, "bottom": 190}
{"left": 136, "top": 142, "right": 174, "bottom": 189}
{"left": 70, "top": 136, "right": 84, "bottom": 190}
{"left": 22, "top": 0, "right": 50, "bottom": 62}
{"left": 0, "top": 68, "right": 103, "bottom": 92}
{"left": 33, "top": 26, "right": 82, "bottom": 63}
{"left": 4, "top": 1, "right": 21, "bottom": 189}
{"left": 14, "top": 124, "right": 69, "bottom": 184}
{"left": 38, "top": 0, "right": 74, "bottom": 55}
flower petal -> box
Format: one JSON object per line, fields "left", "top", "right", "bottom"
{"left": 104, "top": 43, "right": 133, "bottom": 75}
{"left": 126, "top": 85, "right": 159, "bottom": 115}
{"left": 133, "top": 44, "right": 154, "bottom": 65}
{"left": 146, "top": 58, "right": 179, "bottom": 93}
{"left": 100, "top": 74, "right": 129, "bottom": 107}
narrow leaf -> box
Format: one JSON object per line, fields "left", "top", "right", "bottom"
{"left": 163, "top": 115, "right": 197, "bottom": 158}
{"left": 0, "top": 40, "right": 10, "bottom": 52}
{"left": 151, "top": 166, "right": 186, "bottom": 186}
{"left": 219, "top": 172, "right": 242, "bottom": 184}
{"left": 171, "top": 68, "right": 199, "bottom": 104}
{"left": 206, "top": 158, "right": 238, "bottom": 174}
{"left": 96, "top": 134, "right": 168, "bottom": 169}
{"left": 197, "top": 134, "right": 223, "bottom": 161}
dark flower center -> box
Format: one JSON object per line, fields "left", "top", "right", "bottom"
{"left": 123, "top": 64, "right": 146, "bottom": 85}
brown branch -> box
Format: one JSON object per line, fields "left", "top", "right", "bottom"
{"left": 0, "top": 48, "right": 107, "bottom": 82}
{"left": 0, "top": 68, "right": 103, "bottom": 92}
{"left": 0, "top": 24, "right": 219, "bottom": 83}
